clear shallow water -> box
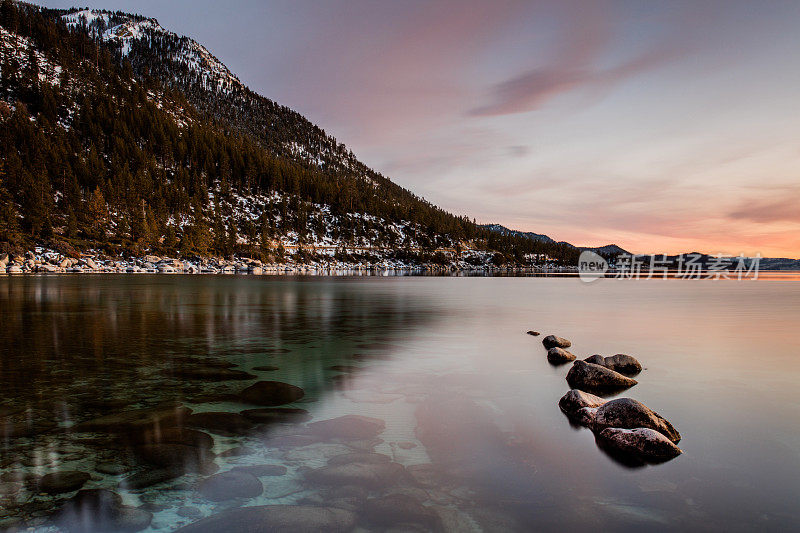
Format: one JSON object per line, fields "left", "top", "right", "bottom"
{"left": 1, "top": 275, "right": 799, "bottom": 532}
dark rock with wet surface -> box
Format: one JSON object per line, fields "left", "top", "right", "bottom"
{"left": 542, "top": 335, "right": 571, "bottom": 349}
{"left": 174, "top": 505, "right": 357, "bottom": 533}
{"left": 566, "top": 360, "right": 637, "bottom": 394}
{"left": 584, "top": 354, "right": 642, "bottom": 376}
{"left": 593, "top": 398, "right": 681, "bottom": 443}
{"left": 547, "top": 347, "right": 576, "bottom": 364}
{"left": 239, "top": 381, "right": 305, "bottom": 406}
{"left": 197, "top": 470, "right": 263, "bottom": 501}
{"left": 597, "top": 427, "right": 682, "bottom": 460}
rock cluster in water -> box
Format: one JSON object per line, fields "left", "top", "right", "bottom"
{"left": 534, "top": 331, "right": 681, "bottom": 462}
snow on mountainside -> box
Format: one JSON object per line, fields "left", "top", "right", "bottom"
{"left": 0, "top": 26, "right": 62, "bottom": 86}
{"left": 63, "top": 9, "right": 240, "bottom": 93}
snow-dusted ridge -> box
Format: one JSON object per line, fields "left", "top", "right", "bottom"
{"left": 62, "top": 9, "right": 241, "bottom": 93}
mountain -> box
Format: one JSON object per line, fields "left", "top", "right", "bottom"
{"left": 0, "top": 1, "right": 581, "bottom": 266}
{"left": 480, "top": 224, "right": 555, "bottom": 244}
{"left": 481, "top": 223, "right": 629, "bottom": 258}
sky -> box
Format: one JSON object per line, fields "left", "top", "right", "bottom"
{"left": 37, "top": 0, "right": 800, "bottom": 257}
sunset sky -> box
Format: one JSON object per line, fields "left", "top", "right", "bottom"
{"left": 39, "top": 0, "right": 800, "bottom": 257}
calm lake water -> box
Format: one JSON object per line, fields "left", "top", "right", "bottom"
{"left": 1, "top": 275, "right": 799, "bottom": 532}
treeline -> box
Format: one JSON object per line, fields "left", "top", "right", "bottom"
{"left": 0, "top": 1, "right": 580, "bottom": 263}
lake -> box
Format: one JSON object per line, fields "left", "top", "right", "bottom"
{"left": 1, "top": 275, "right": 799, "bottom": 532}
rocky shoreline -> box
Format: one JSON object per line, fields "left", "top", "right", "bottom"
{"left": 0, "top": 249, "right": 576, "bottom": 276}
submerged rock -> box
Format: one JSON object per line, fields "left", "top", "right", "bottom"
{"left": 186, "top": 412, "right": 254, "bottom": 436}
{"left": 327, "top": 452, "right": 391, "bottom": 466}
{"left": 119, "top": 468, "right": 185, "bottom": 490}
{"left": 593, "top": 398, "right": 681, "bottom": 443}
{"left": 305, "top": 462, "right": 406, "bottom": 489}
{"left": 51, "top": 489, "right": 152, "bottom": 532}
{"left": 597, "top": 428, "right": 682, "bottom": 460}
{"left": 95, "top": 463, "right": 129, "bottom": 476}
{"left": 231, "top": 464, "right": 287, "bottom": 477}
{"left": 175, "top": 505, "right": 356, "bottom": 533}
{"left": 558, "top": 389, "right": 607, "bottom": 418}
{"left": 197, "top": 470, "right": 263, "bottom": 501}
{"left": 239, "top": 381, "right": 305, "bottom": 406}
{"left": 542, "top": 335, "right": 571, "bottom": 349}
{"left": 133, "top": 442, "right": 216, "bottom": 472}
{"left": 363, "top": 493, "right": 441, "bottom": 530}
{"left": 38, "top": 471, "right": 90, "bottom": 494}
{"left": 566, "top": 360, "right": 637, "bottom": 393}
{"left": 171, "top": 368, "right": 256, "bottom": 381}
{"left": 76, "top": 403, "right": 191, "bottom": 433}
{"left": 547, "top": 347, "right": 577, "bottom": 364}
{"left": 308, "top": 415, "right": 386, "bottom": 440}
{"left": 240, "top": 407, "right": 311, "bottom": 424}
{"left": 252, "top": 365, "right": 280, "bottom": 371}
{"left": 584, "top": 354, "right": 642, "bottom": 376}
{"left": 134, "top": 427, "right": 214, "bottom": 449}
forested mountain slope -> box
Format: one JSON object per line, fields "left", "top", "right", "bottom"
{"left": 0, "top": 1, "right": 580, "bottom": 265}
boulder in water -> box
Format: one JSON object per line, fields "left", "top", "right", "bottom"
{"left": 597, "top": 427, "right": 682, "bottom": 460}
{"left": 558, "top": 389, "right": 607, "bottom": 418}
{"left": 584, "top": 354, "right": 642, "bottom": 376}
{"left": 547, "top": 347, "right": 576, "bottom": 364}
{"left": 566, "top": 360, "right": 637, "bottom": 394}
{"left": 542, "top": 335, "right": 571, "bottom": 349}
{"left": 593, "top": 398, "right": 681, "bottom": 443}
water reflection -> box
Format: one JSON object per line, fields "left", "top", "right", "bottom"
{"left": 0, "top": 275, "right": 799, "bottom": 531}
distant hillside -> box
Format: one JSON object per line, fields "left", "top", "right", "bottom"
{"left": 0, "top": 1, "right": 581, "bottom": 265}
{"left": 482, "top": 224, "right": 629, "bottom": 258}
